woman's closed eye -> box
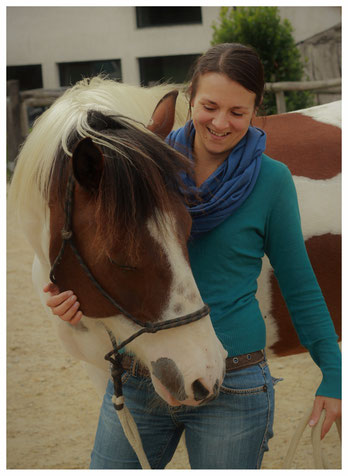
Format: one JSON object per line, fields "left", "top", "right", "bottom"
{"left": 203, "top": 105, "right": 215, "bottom": 111}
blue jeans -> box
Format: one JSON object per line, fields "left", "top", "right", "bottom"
{"left": 90, "top": 360, "right": 276, "bottom": 469}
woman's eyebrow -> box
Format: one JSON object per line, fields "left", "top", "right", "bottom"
{"left": 200, "top": 98, "right": 249, "bottom": 110}
{"left": 200, "top": 98, "right": 218, "bottom": 105}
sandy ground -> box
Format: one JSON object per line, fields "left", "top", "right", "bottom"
{"left": 7, "top": 210, "right": 341, "bottom": 470}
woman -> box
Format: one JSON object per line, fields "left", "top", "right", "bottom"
{"left": 44, "top": 43, "right": 341, "bottom": 469}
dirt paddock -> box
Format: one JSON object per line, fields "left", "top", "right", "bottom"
{"left": 7, "top": 210, "right": 341, "bottom": 470}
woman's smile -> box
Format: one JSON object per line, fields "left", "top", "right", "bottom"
{"left": 207, "top": 127, "right": 231, "bottom": 138}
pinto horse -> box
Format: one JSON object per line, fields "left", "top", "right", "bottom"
{"left": 253, "top": 102, "right": 341, "bottom": 356}
{"left": 9, "top": 77, "right": 227, "bottom": 410}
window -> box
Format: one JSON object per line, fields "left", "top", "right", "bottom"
{"left": 139, "top": 54, "right": 200, "bottom": 86}
{"left": 58, "top": 59, "right": 122, "bottom": 87}
{"left": 136, "top": 7, "right": 202, "bottom": 28}
{"left": 7, "top": 64, "right": 43, "bottom": 90}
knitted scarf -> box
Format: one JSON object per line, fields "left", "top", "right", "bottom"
{"left": 166, "top": 120, "right": 266, "bottom": 238}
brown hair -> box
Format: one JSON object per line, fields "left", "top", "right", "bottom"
{"left": 188, "top": 43, "right": 265, "bottom": 111}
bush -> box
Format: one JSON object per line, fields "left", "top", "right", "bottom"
{"left": 211, "top": 6, "right": 314, "bottom": 115}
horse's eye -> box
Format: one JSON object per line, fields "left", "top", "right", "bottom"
{"left": 108, "top": 257, "right": 137, "bottom": 271}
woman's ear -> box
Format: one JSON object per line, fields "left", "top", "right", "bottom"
{"left": 187, "top": 83, "right": 195, "bottom": 108}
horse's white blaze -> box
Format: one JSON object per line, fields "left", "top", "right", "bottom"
{"left": 133, "top": 213, "right": 228, "bottom": 404}
{"left": 147, "top": 213, "right": 204, "bottom": 317}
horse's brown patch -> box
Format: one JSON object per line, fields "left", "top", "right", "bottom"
{"left": 269, "top": 233, "right": 341, "bottom": 356}
{"left": 254, "top": 113, "right": 341, "bottom": 179}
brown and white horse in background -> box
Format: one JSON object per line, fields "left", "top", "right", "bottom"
{"left": 254, "top": 102, "right": 341, "bottom": 356}
{"left": 171, "top": 93, "right": 341, "bottom": 357}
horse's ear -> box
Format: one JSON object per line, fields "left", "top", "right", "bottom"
{"left": 147, "top": 90, "right": 178, "bottom": 139}
{"left": 72, "top": 137, "right": 104, "bottom": 192}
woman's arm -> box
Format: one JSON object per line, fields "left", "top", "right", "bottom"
{"left": 43, "top": 283, "right": 83, "bottom": 325}
{"left": 264, "top": 165, "right": 341, "bottom": 437}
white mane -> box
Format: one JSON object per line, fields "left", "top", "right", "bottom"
{"left": 9, "top": 76, "right": 189, "bottom": 222}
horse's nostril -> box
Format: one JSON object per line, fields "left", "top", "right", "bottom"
{"left": 192, "top": 379, "right": 210, "bottom": 401}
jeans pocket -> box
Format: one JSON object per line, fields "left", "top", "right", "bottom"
{"left": 220, "top": 363, "right": 269, "bottom": 395}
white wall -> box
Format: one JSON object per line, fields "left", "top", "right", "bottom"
{"left": 7, "top": 6, "right": 221, "bottom": 87}
{"left": 278, "top": 6, "right": 341, "bottom": 43}
{"left": 7, "top": 6, "right": 341, "bottom": 88}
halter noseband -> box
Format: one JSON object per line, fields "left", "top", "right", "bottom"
{"left": 49, "top": 174, "right": 210, "bottom": 408}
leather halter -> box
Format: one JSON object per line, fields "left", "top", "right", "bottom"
{"left": 49, "top": 174, "right": 210, "bottom": 408}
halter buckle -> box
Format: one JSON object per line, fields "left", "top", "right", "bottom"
{"left": 61, "top": 229, "right": 72, "bottom": 240}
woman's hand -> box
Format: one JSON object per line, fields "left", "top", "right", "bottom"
{"left": 43, "top": 283, "right": 83, "bottom": 325}
{"left": 309, "top": 395, "right": 341, "bottom": 439}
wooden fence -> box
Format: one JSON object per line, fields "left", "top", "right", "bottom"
{"left": 6, "top": 77, "right": 341, "bottom": 168}
{"left": 265, "top": 77, "right": 341, "bottom": 115}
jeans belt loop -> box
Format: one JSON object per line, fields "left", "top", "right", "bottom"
{"left": 131, "top": 356, "right": 137, "bottom": 377}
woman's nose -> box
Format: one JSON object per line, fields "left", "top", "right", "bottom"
{"left": 211, "top": 112, "right": 229, "bottom": 131}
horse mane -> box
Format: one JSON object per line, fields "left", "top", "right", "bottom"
{"left": 9, "top": 76, "right": 192, "bottom": 259}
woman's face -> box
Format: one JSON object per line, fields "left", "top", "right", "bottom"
{"left": 191, "top": 72, "right": 256, "bottom": 163}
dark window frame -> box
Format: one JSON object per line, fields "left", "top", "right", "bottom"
{"left": 7, "top": 64, "right": 43, "bottom": 90}
{"left": 138, "top": 54, "right": 201, "bottom": 87}
{"left": 136, "top": 7, "right": 202, "bottom": 28}
{"left": 58, "top": 59, "right": 122, "bottom": 87}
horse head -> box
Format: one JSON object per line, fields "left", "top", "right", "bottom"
{"left": 47, "top": 84, "right": 227, "bottom": 407}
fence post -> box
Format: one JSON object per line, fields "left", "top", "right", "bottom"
{"left": 7, "top": 80, "right": 24, "bottom": 169}
{"left": 275, "top": 91, "right": 287, "bottom": 114}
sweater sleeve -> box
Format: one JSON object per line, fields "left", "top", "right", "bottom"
{"left": 264, "top": 165, "right": 341, "bottom": 399}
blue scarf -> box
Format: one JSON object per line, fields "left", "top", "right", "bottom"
{"left": 166, "top": 121, "right": 266, "bottom": 238}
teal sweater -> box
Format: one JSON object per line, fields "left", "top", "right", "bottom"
{"left": 188, "top": 154, "right": 341, "bottom": 399}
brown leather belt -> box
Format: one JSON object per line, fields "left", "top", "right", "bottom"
{"left": 121, "top": 350, "right": 265, "bottom": 379}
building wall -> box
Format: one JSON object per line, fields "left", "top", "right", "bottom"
{"left": 278, "top": 6, "right": 341, "bottom": 43}
{"left": 7, "top": 6, "right": 341, "bottom": 88}
{"left": 7, "top": 6, "right": 220, "bottom": 88}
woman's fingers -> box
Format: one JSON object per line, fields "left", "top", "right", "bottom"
{"left": 43, "top": 283, "right": 82, "bottom": 325}
{"left": 46, "top": 290, "right": 75, "bottom": 310}
{"left": 43, "top": 282, "right": 60, "bottom": 295}
{"left": 68, "top": 310, "right": 83, "bottom": 326}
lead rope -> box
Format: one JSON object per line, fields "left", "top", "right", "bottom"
{"left": 282, "top": 407, "right": 341, "bottom": 469}
{"left": 102, "top": 324, "right": 151, "bottom": 469}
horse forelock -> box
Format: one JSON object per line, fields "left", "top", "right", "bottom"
{"left": 88, "top": 118, "right": 193, "bottom": 260}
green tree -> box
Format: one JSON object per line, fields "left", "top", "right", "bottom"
{"left": 211, "top": 6, "right": 313, "bottom": 115}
